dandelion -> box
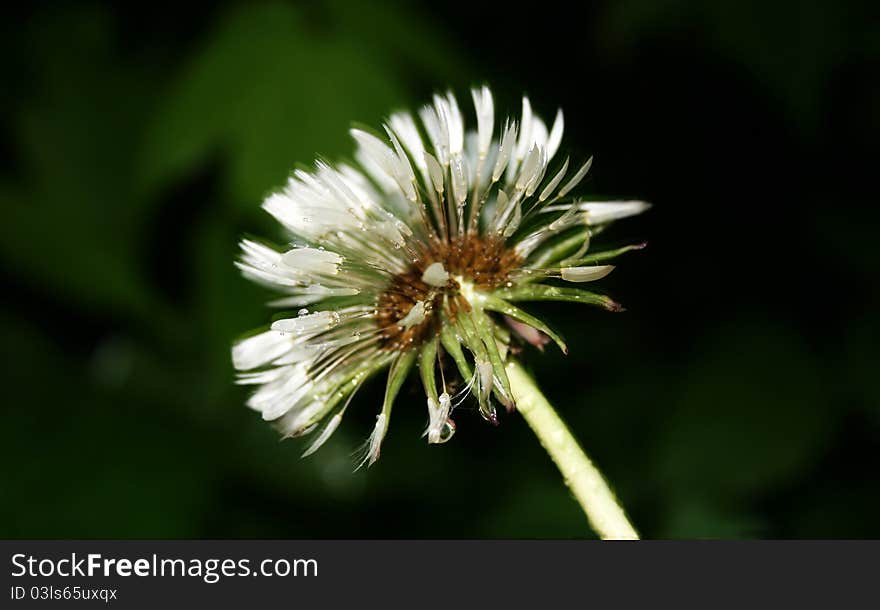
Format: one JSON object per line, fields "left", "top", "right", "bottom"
{"left": 233, "top": 87, "right": 648, "bottom": 539}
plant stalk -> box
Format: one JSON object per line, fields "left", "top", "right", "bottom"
{"left": 506, "top": 360, "right": 639, "bottom": 540}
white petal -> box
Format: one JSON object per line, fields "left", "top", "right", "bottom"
{"left": 271, "top": 310, "right": 342, "bottom": 334}
{"left": 424, "top": 152, "right": 445, "bottom": 194}
{"left": 398, "top": 300, "right": 426, "bottom": 328}
{"left": 560, "top": 265, "right": 615, "bottom": 282}
{"left": 338, "top": 164, "right": 382, "bottom": 206}
{"left": 351, "top": 128, "right": 399, "bottom": 177}
{"left": 232, "top": 330, "right": 292, "bottom": 370}
{"left": 426, "top": 393, "right": 453, "bottom": 444}
{"left": 530, "top": 118, "right": 548, "bottom": 154}
{"left": 281, "top": 248, "right": 343, "bottom": 276}
{"left": 236, "top": 367, "right": 289, "bottom": 386}
{"left": 492, "top": 121, "right": 517, "bottom": 182}
{"left": 374, "top": 219, "right": 406, "bottom": 247}
{"left": 439, "top": 92, "right": 464, "bottom": 155}
{"left": 477, "top": 360, "right": 494, "bottom": 403}
{"left": 248, "top": 364, "right": 313, "bottom": 421}
{"left": 419, "top": 105, "right": 448, "bottom": 165}
{"left": 354, "top": 149, "right": 399, "bottom": 193}
{"left": 450, "top": 154, "right": 468, "bottom": 204}
{"left": 384, "top": 127, "right": 418, "bottom": 202}
{"left": 351, "top": 128, "right": 416, "bottom": 202}
{"left": 516, "top": 145, "right": 541, "bottom": 191}
{"left": 580, "top": 201, "right": 652, "bottom": 224}
{"left": 514, "top": 96, "right": 534, "bottom": 162}
{"left": 492, "top": 189, "right": 511, "bottom": 230}
{"left": 268, "top": 287, "right": 359, "bottom": 308}
{"left": 549, "top": 202, "right": 581, "bottom": 231}
{"left": 262, "top": 188, "right": 354, "bottom": 240}
{"left": 546, "top": 109, "right": 564, "bottom": 161}
{"left": 439, "top": 393, "right": 452, "bottom": 414}
{"left": 422, "top": 262, "right": 449, "bottom": 287}
{"left": 388, "top": 112, "right": 426, "bottom": 171}
{"left": 539, "top": 157, "right": 569, "bottom": 202}
{"left": 525, "top": 148, "right": 548, "bottom": 197}
{"left": 557, "top": 156, "right": 593, "bottom": 198}
{"left": 471, "top": 86, "right": 494, "bottom": 157}
{"left": 276, "top": 399, "right": 327, "bottom": 436}
{"left": 237, "top": 239, "right": 299, "bottom": 288}
{"left": 364, "top": 412, "right": 388, "bottom": 467}
{"left": 301, "top": 412, "right": 345, "bottom": 457}
{"left": 503, "top": 199, "right": 522, "bottom": 237}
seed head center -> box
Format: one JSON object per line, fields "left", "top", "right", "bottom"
{"left": 375, "top": 234, "right": 521, "bottom": 350}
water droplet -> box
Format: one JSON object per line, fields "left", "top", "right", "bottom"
{"left": 438, "top": 419, "right": 456, "bottom": 443}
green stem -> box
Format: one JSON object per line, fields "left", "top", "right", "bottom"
{"left": 506, "top": 360, "right": 639, "bottom": 540}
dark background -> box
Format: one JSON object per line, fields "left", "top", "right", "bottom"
{"left": 1, "top": 0, "right": 877, "bottom": 538}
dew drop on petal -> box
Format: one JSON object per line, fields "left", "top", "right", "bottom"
{"left": 439, "top": 419, "right": 456, "bottom": 443}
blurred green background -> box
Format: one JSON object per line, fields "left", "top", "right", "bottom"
{"left": 1, "top": 0, "right": 878, "bottom": 538}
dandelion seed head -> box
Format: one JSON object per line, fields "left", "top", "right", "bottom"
{"left": 232, "top": 86, "right": 648, "bottom": 465}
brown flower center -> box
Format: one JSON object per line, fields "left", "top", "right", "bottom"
{"left": 376, "top": 234, "right": 521, "bottom": 350}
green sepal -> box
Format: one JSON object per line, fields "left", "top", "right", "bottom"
{"left": 482, "top": 295, "right": 568, "bottom": 354}
{"left": 279, "top": 352, "right": 393, "bottom": 439}
{"left": 493, "top": 322, "right": 511, "bottom": 361}
{"left": 361, "top": 344, "right": 417, "bottom": 468}
{"left": 494, "top": 284, "right": 622, "bottom": 311}
{"left": 383, "top": 348, "right": 417, "bottom": 417}
{"left": 440, "top": 323, "right": 473, "bottom": 381}
{"left": 564, "top": 242, "right": 646, "bottom": 266}
{"left": 418, "top": 335, "right": 440, "bottom": 405}
{"left": 455, "top": 311, "right": 496, "bottom": 421}
{"left": 528, "top": 227, "right": 591, "bottom": 268}
{"left": 470, "top": 307, "right": 513, "bottom": 406}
